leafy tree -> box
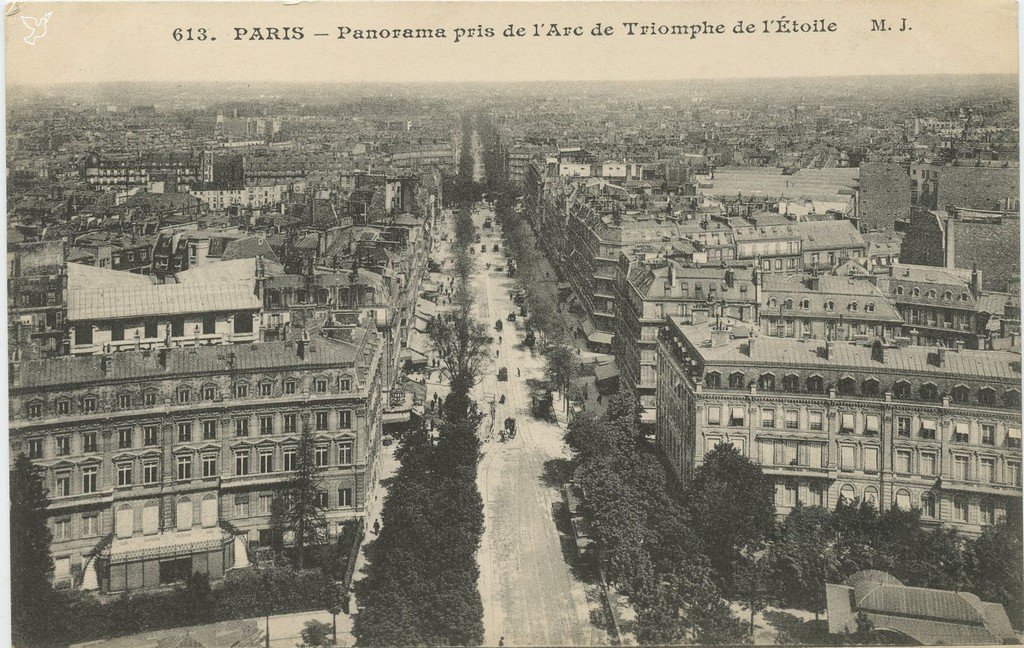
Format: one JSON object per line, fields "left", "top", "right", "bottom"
{"left": 733, "top": 555, "right": 775, "bottom": 635}
{"left": 10, "top": 453, "right": 55, "bottom": 648}
{"left": 283, "top": 422, "right": 328, "bottom": 569}
{"left": 565, "top": 413, "right": 636, "bottom": 463}
{"left": 684, "top": 443, "right": 776, "bottom": 585}
{"left": 770, "top": 503, "right": 840, "bottom": 616}
{"left": 301, "top": 619, "right": 335, "bottom": 647}
{"left": 971, "top": 511, "right": 1024, "bottom": 628}
{"left": 543, "top": 344, "right": 578, "bottom": 410}
{"left": 429, "top": 311, "right": 490, "bottom": 417}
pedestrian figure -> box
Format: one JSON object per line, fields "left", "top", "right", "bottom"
{"left": 496, "top": 349, "right": 500, "bottom": 357}
{"left": 499, "top": 638, "right": 505, "bottom": 648}
{"left": 499, "top": 336, "right": 502, "bottom": 344}
{"left": 373, "top": 520, "right": 380, "bottom": 535}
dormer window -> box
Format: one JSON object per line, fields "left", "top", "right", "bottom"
{"left": 314, "top": 378, "right": 328, "bottom": 393}
{"left": 177, "top": 387, "right": 191, "bottom": 404}
{"left": 800, "top": 299, "right": 810, "bottom": 310}
{"left": 340, "top": 379, "right": 352, "bottom": 392}
{"left": 895, "top": 286, "right": 904, "bottom": 296}
{"left": 911, "top": 288, "right": 920, "bottom": 297}
{"left": 27, "top": 401, "right": 42, "bottom": 418}
{"left": 847, "top": 302, "right": 858, "bottom": 312}
{"left": 865, "top": 302, "right": 875, "bottom": 313}
{"left": 824, "top": 301, "right": 835, "bottom": 312}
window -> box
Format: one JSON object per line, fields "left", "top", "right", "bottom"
{"left": 315, "top": 411, "right": 329, "bottom": 431}
{"left": 760, "top": 409, "right": 775, "bottom": 429}
{"left": 198, "top": 420, "right": 215, "bottom": 441}
{"left": 781, "top": 374, "right": 800, "bottom": 392}
{"left": 863, "top": 487, "right": 878, "bottom": 507}
{"left": 144, "top": 426, "right": 159, "bottom": 446}
{"left": 259, "top": 494, "right": 274, "bottom": 515}
{"left": 28, "top": 438, "right": 43, "bottom": 459}
{"left": 315, "top": 447, "right": 329, "bottom": 467}
{"left": 284, "top": 449, "right": 298, "bottom": 471}
{"left": 803, "top": 411, "right": 820, "bottom": 432}
{"left": 83, "top": 396, "right": 97, "bottom": 413}
{"left": 920, "top": 383, "right": 939, "bottom": 401}
{"left": 1007, "top": 390, "right": 1022, "bottom": 408}
{"left": 978, "top": 388, "right": 996, "bottom": 406}
{"left": 952, "top": 455, "right": 968, "bottom": 481}
{"left": 260, "top": 382, "right": 272, "bottom": 397}
{"left": 284, "top": 380, "right": 296, "bottom": 395}
{"left": 235, "top": 383, "right": 249, "bottom": 398}
{"left": 177, "top": 456, "right": 193, "bottom": 480}
{"left": 118, "top": 428, "right": 133, "bottom": 449}
{"left": 729, "top": 372, "right": 745, "bottom": 388}
{"left": 919, "top": 418, "right": 936, "bottom": 440}
{"left": 806, "top": 376, "right": 824, "bottom": 394}
{"left": 339, "top": 410, "right": 352, "bottom": 429}
{"left": 202, "top": 314, "right": 216, "bottom": 335}
{"left": 56, "top": 435, "right": 71, "bottom": 456}
{"left": 953, "top": 497, "right": 969, "bottom": 522}
{"left": 704, "top": 372, "right": 721, "bottom": 389}
{"left": 707, "top": 406, "right": 721, "bottom": 426}
{"left": 893, "top": 381, "right": 912, "bottom": 399}
{"left": 144, "top": 461, "right": 159, "bottom": 484}
{"left": 840, "top": 445, "right": 855, "bottom": 471}
{"left": 1008, "top": 461, "right": 1021, "bottom": 486}
{"left": 921, "top": 492, "right": 937, "bottom": 518}
{"left": 260, "top": 416, "right": 274, "bottom": 435}
{"left": 895, "top": 450, "right": 912, "bottom": 474}
{"left": 82, "top": 467, "right": 98, "bottom": 493}
{"left": 117, "top": 393, "right": 132, "bottom": 409}
{"left": 784, "top": 410, "right": 799, "bottom": 430}
{"left": 314, "top": 378, "right": 328, "bottom": 393}
{"left": 145, "top": 320, "right": 158, "bottom": 338}
{"left": 800, "top": 299, "right": 810, "bottom": 310}
{"left": 758, "top": 374, "right": 775, "bottom": 391}
{"left": 235, "top": 451, "right": 250, "bottom": 475}
{"left": 807, "top": 482, "right": 825, "bottom": 507}
{"left": 859, "top": 379, "right": 879, "bottom": 397}
{"left": 921, "top": 452, "right": 937, "bottom": 476}
{"left": 951, "top": 385, "right": 970, "bottom": 404}
{"left": 143, "top": 391, "right": 157, "bottom": 407}
{"left": 234, "top": 496, "right": 250, "bottom": 518}
{"left": 259, "top": 451, "right": 275, "bottom": 474}
{"left": 171, "top": 317, "right": 185, "bottom": 337}
{"left": 54, "top": 518, "right": 71, "bottom": 541}
{"left": 178, "top": 422, "right": 192, "bottom": 443}
{"left": 339, "top": 441, "right": 353, "bottom": 465}
{"left": 837, "top": 377, "right": 856, "bottom": 396}
{"left": 896, "top": 416, "right": 911, "bottom": 437}
{"left": 840, "top": 413, "right": 855, "bottom": 434}
{"left": 75, "top": 324, "right": 93, "bottom": 345}
{"left": 235, "top": 419, "right": 250, "bottom": 437}
{"left": 824, "top": 300, "right": 835, "bottom": 312}
{"left": 55, "top": 471, "right": 71, "bottom": 497}
{"left": 202, "top": 455, "right": 217, "bottom": 478}
{"left": 1008, "top": 427, "right": 1021, "bottom": 449}
{"left": 340, "top": 379, "right": 351, "bottom": 392}
{"left": 981, "top": 499, "right": 997, "bottom": 525}
{"left": 284, "top": 414, "right": 297, "bottom": 434}
{"left": 117, "top": 463, "right": 133, "bottom": 487}
{"left": 233, "top": 313, "right": 253, "bottom": 334}
{"left": 864, "top": 415, "right": 880, "bottom": 436}
{"left": 339, "top": 487, "right": 353, "bottom": 507}
{"left": 57, "top": 399, "right": 70, "bottom": 415}
{"left": 954, "top": 422, "right": 970, "bottom": 444}
{"left": 863, "top": 447, "right": 879, "bottom": 473}
{"left": 894, "top": 489, "right": 911, "bottom": 511}
{"left": 177, "top": 387, "right": 191, "bottom": 404}
{"left": 316, "top": 491, "right": 328, "bottom": 508}
{"left": 981, "top": 424, "right": 995, "bottom": 445}
{"left": 82, "top": 514, "right": 98, "bottom": 537}
{"left": 201, "top": 384, "right": 216, "bottom": 400}
{"left": 839, "top": 484, "right": 856, "bottom": 502}
{"left": 112, "top": 322, "right": 125, "bottom": 340}
{"left": 729, "top": 406, "right": 745, "bottom": 427}
{"left": 159, "top": 558, "right": 193, "bottom": 585}
{"left": 980, "top": 458, "right": 995, "bottom": 483}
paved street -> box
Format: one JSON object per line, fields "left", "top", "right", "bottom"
{"left": 466, "top": 206, "right": 606, "bottom": 647}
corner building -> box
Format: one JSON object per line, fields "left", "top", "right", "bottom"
{"left": 656, "top": 318, "right": 1021, "bottom": 535}
{"left": 9, "top": 326, "right": 383, "bottom": 593}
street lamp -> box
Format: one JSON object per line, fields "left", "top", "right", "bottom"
{"left": 327, "top": 583, "right": 345, "bottom": 645}
{"left": 259, "top": 571, "right": 273, "bottom": 648}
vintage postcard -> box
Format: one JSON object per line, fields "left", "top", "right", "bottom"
{"left": 5, "top": 1, "right": 1021, "bottom": 647}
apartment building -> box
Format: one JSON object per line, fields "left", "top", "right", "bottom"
{"left": 9, "top": 326, "right": 384, "bottom": 593}
{"left": 656, "top": 318, "right": 1021, "bottom": 535}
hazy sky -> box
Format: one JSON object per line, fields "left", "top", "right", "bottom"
{"left": 5, "top": 0, "right": 1019, "bottom": 86}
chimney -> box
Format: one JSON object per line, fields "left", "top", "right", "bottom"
{"left": 822, "top": 341, "right": 834, "bottom": 360}
{"left": 711, "top": 327, "right": 731, "bottom": 348}
{"left": 970, "top": 264, "right": 981, "bottom": 299}
{"left": 298, "top": 330, "right": 310, "bottom": 360}
{"left": 667, "top": 262, "right": 676, "bottom": 287}
{"left": 746, "top": 335, "right": 756, "bottom": 356}
{"left": 725, "top": 269, "right": 735, "bottom": 289}
{"left": 943, "top": 214, "right": 956, "bottom": 269}
{"left": 954, "top": 340, "right": 965, "bottom": 352}
{"left": 871, "top": 339, "right": 885, "bottom": 363}
{"left": 934, "top": 347, "right": 947, "bottom": 367}
{"left": 158, "top": 347, "right": 170, "bottom": 369}
{"left": 101, "top": 353, "right": 114, "bottom": 374}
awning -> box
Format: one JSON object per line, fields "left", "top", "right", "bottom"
{"left": 581, "top": 319, "right": 597, "bottom": 336}
{"left": 641, "top": 409, "right": 657, "bottom": 424}
{"left": 588, "top": 331, "right": 614, "bottom": 346}
{"left": 110, "top": 526, "right": 229, "bottom": 563}
{"left": 594, "top": 362, "right": 619, "bottom": 382}
{"left": 400, "top": 347, "right": 428, "bottom": 364}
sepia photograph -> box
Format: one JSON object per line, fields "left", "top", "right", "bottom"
{"left": 3, "top": 1, "right": 1022, "bottom": 646}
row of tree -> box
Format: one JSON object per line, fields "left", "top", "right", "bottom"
{"left": 353, "top": 196, "right": 489, "bottom": 646}
{"left": 566, "top": 395, "right": 1024, "bottom": 641}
